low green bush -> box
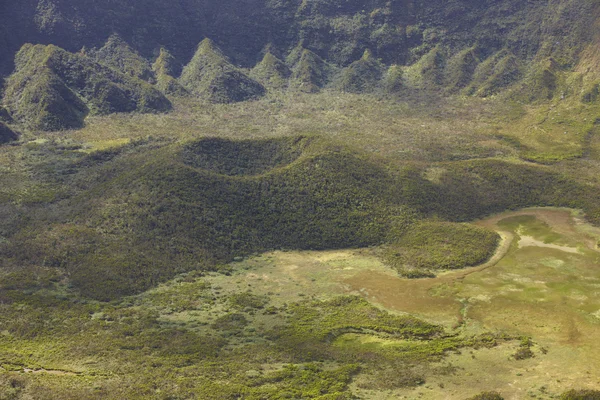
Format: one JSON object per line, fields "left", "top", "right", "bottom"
{"left": 383, "top": 220, "right": 499, "bottom": 277}
{"left": 561, "top": 390, "right": 600, "bottom": 400}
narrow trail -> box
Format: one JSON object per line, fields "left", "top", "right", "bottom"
{"left": 0, "top": 364, "right": 82, "bottom": 376}
{"left": 22, "top": 368, "right": 80, "bottom": 376}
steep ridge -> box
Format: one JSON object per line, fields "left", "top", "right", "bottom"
{"left": 464, "top": 49, "right": 522, "bottom": 97}
{"left": 91, "top": 34, "right": 156, "bottom": 83}
{"left": 250, "top": 50, "right": 291, "bottom": 89}
{"left": 179, "top": 38, "right": 265, "bottom": 103}
{"left": 287, "top": 43, "right": 333, "bottom": 93}
{"left": 2, "top": 44, "right": 171, "bottom": 131}
{"left": 1, "top": 1, "right": 600, "bottom": 131}
{"left": 1, "top": 0, "right": 595, "bottom": 73}
{"left": 152, "top": 47, "right": 188, "bottom": 95}
{"left": 335, "top": 49, "right": 384, "bottom": 93}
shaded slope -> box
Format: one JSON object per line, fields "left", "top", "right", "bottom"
{"left": 335, "top": 49, "right": 384, "bottom": 93}
{"left": 3, "top": 136, "right": 402, "bottom": 299}
{"left": 417, "top": 160, "right": 600, "bottom": 224}
{"left": 2, "top": 44, "right": 171, "bottom": 131}
{"left": 381, "top": 65, "right": 404, "bottom": 94}
{"left": 403, "top": 46, "right": 446, "bottom": 88}
{"left": 465, "top": 49, "right": 522, "bottom": 96}
{"left": 0, "top": 122, "right": 18, "bottom": 144}
{"left": 444, "top": 46, "right": 481, "bottom": 92}
{"left": 287, "top": 44, "right": 333, "bottom": 93}
{"left": 250, "top": 51, "right": 291, "bottom": 89}
{"left": 513, "top": 58, "right": 562, "bottom": 102}
{"left": 152, "top": 47, "right": 188, "bottom": 95}
{"left": 181, "top": 136, "right": 306, "bottom": 176}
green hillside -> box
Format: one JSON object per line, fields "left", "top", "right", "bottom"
{"left": 2, "top": 44, "right": 171, "bottom": 131}
{"left": 179, "top": 39, "right": 265, "bottom": 103}
{"left": 4, "top": 132, "right": 599, "bottom": 301}
{"left": 2, "top": 0, "right": 600, "bottom": 398}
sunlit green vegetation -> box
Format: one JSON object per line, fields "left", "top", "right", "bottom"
{"left": 1, "top": 0, "right": 600, "bottom": 397}
{"left": 561, "top": 390, "right": 600, "bottom": 400}
{"left": 382, "top": 221, "right": 499, "bottom": 278}
{"left": 0, "top": 277, "right": 509, "bottom": 399}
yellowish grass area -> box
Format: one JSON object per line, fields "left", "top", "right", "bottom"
{"left": 496, "top": 99, "right": 600, "bottom": 163}
{"left": 29, "top": 89, "right": 600, "bottom": 171}
{"left": 60, "top": 92, "right": 514, "bottom": 164}
{"left": 205, "top": 208, "right": 600, "bottom": 399}
{"left": 79, "top": 138, "right": 131, "bottom": 153}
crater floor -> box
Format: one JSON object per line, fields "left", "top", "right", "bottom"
{"left": 211, "top": 207, "right": 600, "bottom": 399}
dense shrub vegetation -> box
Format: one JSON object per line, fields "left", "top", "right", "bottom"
{"left": 382, "top": 221, "right": 500, "bottom": 278}
{"left": 1, "top": 0, "right": 600, "bottom": 397}
{"left": 1, "top": 136, "right": 402, "bottom": 299}
{"left": 561, "top": 390, "right": 600, "bottom": 400}
{"left": 2, "top": 134, "right": 599, "bottom": 300}
{"left": 467, "top": 392, "right": 504, "bottom": 400}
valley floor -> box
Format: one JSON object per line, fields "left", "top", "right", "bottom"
{"left": 3, "top": 207, "right": 599, "bottom": 399}
{"left": 201, "top": 207, "right": 600, "bottom": 399}
{"left": 3, "top": 93, "right": 600, "bottom": 398}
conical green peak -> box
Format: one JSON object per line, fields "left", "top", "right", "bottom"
{"left": 94, "top": 33, "right": 155, "bottom": 82}
{"left": 197, "top": 38, "right": 225, "bottom": 58}
{"left": 153, "top": 47, "right": 176, "bottom": 75}
{"left": 361, "top": 49, "right": 374, "bottom": 61}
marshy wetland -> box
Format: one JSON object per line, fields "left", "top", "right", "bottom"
{"left": 4, "top": 1, "right": 600, "bottom": 398}
{"left": 211, "top": 207, "right": 600, "bottom": 399}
